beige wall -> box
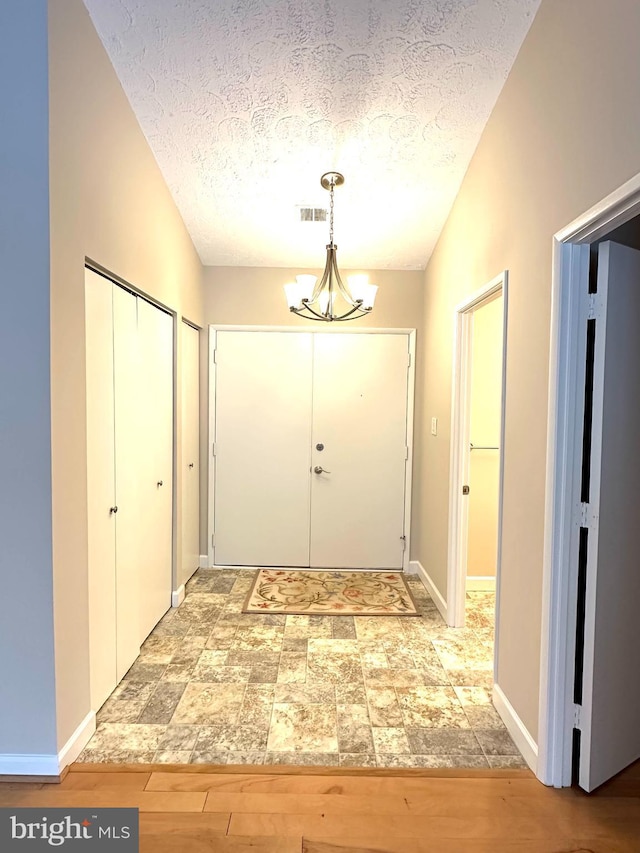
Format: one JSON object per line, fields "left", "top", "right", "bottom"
{"left": 200, "top": 266, "right": 424, "bottom": 553}
{"left": 49, "top": 0, "right": 203, "bottom": 752}
{"left": 467, "top": 296, "right": 502, "bottom": 579}
{"left": 203, "top": 266, "right": 424, "bottom": 329}
{"left": 414, "top": 0, "right": 640, "bottom": 740}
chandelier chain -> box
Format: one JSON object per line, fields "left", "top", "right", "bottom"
{"left": 329, "top": 178, "right": 335, "bottom": 245}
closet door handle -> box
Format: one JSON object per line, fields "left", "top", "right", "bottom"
{"left": 188, "top": 463, "right": 194, "bottom": 469}
{"left": 157, "top": 480, "right": 164, "bottom": 487}
{"left": 109, "top": 506, "right": 118, "bottom": 514}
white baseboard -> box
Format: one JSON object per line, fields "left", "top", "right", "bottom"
{"left": 408, "top": 560, "right": 447, "bottom": 621}
{"left": 171, "top": 584, "right": 186, "bottom": 608}
{"left": 466, "top": 576, "right": 496, "bottom": 591}
{"left": 0, "top": 711, "right": 96, "bottom": 776}
{"left": 199, "top": 554, "right": 210, "bottom": 568}
{"left": 58, "top": 711, "right": 96, "bottom": 773}
{"left": 493, "top": 683, "right": 538, "bottom": 773}
{"left": 0, "top": 753, "right": 61, "bottom": 776}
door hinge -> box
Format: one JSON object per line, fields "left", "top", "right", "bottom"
{"left": 407, "top": 352, "right": 412, "bottom": 367}
{"left": 573, "top": 702, "right": 582, "bottom": 728}
{"left": 579, "top": 502, "right": 595, "bottom": 528}
{"left": 405, "top": 446, "right": 409, "bottom": 460}
{"left": 212, "top": 442, "right": 216, "bottom": 457}
{"left": 211, "top": 533, "right": 215, "bottom": 548}
{"left": 212, "top": 347, "right": 217, "bottom": 363}
{"left": 587, "top": 292, "right": 603, "bottom": 320}
{"left": 400, "top": 535, "right": 407, "bottom": 551}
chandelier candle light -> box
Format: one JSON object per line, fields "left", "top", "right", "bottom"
{"left": 284, "top": 172, "right": 378, "bottom": 321}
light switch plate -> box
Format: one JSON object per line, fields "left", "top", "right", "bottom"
{"left": 431, "top": 417, "right": 438, "bottom": 436}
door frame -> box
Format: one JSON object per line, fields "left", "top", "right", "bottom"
{"left": 447, "top": 273, "right": 508, "bottom": 629}
{"left": 207, "top": 325, "right": 416, "bottom": 571}
{"left": 538, "top": 172, "right": 640, "bottom": 787}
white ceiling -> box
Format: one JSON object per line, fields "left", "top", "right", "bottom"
{"left": 82, "top": 0, "right": 540, "bottom": 270}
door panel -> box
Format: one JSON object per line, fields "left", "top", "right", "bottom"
{"left": 112, "top": 284, "right": 141, "bottom": 679}
{"left": 579, "top": 241, "right": 640, "bottom": 791}
{"left": 181, "top": 322, "right": 200, "bottom": 585}
{"left": 137, "top": 298, "right": 174, "bottom": 641}
{"left": 213, "top": 331, "right": 313, "bottom": 567}
{"left": 85, "top": 269, "right": 117, "bottom": 711}
{"left": 310, "top": 333, "right": 409, "bottom": 568}
{"left": 467, "top": 296, "right": 502, "bottom": 580}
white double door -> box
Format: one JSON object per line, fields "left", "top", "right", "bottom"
{"left": 85, "top": 269, "right": 173, "bottom": 711}
{"left": 212, "top": 330, "right": 411, "bottom": 569}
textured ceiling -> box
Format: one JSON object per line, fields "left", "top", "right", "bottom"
{"left": 82, "top": 0, "right": 540, "bottom": 270}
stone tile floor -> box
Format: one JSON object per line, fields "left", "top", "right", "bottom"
{"left": 77, "top": 569, "right": 527, "bottom": 769}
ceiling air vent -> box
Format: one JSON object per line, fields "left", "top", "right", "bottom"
{"left": 298, "top": 207, "right": 327, "bottom": 222}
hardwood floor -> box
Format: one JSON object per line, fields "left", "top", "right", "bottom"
{"left": 0, "top": 762, "right": 639, "bottom": 851}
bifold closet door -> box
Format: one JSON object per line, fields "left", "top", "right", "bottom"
{"left": 310, "top": 333, "right": 409, "bottom": 569}
{"left": 137, "top": 297, "right": 174, "bottom": 641}
{"left": 112, "top": 285, "right": 141, "bottom": 680}
{"left": 181, "top": 322, "right": 200, "bottom": 585}
{"left": 213, "top": 331, "right": 313, "bottom": 566}
{"left": 85, "top": 269, "right": 117, "bottom": 711}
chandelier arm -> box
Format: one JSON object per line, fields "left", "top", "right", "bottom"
{"left": 294, "top": 302, "right": 333, "bottom": 321}
{"left": 333, "top": 302, "right": 369, "bottom": 321}
{"left": 328, "top": 248, "right": 360, "bottom": 306}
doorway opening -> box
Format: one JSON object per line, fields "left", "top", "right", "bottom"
{"left": 539, "top": 172, "right": 640, "bottom": 790}
{"left": 447, "top": 273, "right": 508, "bottom": 632}
{"left": 77, "top": 319, "right": 526, "bottom": 770}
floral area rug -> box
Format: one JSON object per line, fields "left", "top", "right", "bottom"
{"left": 242, "top": 570, "right": 419, "bottom": 616}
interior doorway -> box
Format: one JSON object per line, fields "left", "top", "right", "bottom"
{"left": 539, "top": 172, "right": 640, "bottom": 790}
{"left": 447, "top": 273, "right": 508, "bottom": 630}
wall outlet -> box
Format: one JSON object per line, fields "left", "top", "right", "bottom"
{"left": 431, "top": 417, "right": 438, "bottom": 436}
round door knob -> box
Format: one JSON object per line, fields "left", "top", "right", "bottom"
{"left": 157, "top": 480, "right": 164, "bottom": 487}
{"left": 109, "top": 506, "right": 118, "bottom": 514}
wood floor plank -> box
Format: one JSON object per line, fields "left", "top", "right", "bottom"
{"left": 57, "top": 771, "right": 151, "bottom": 791}
{"left": 141, "top": 836, "right": 302, "bottom": 853}
{"left": 204, "top": 792, "right": 410, "bottom": 815}
{"left": 227, "top": 811, "right": 586, "bottom": 840}
{"left": 140, "top": 814, "right": 300, "bottom": 853}
{"left": 302, "top": 839, "right": 639, "bottom": 853}
{"left": 0, "top": 790, "right": 207, "bottom": 812}
{"left": 0, "top": 782, "right": 44, "bottom": 791}
{"left": 147, "top": 771, "right": 547, "bottom": 797}
{"left": 75, "top": 762, "right": 532, "bottom": 778}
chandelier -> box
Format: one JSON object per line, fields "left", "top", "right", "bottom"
{"left": 284, "top": 172, "right": 378, "bottom": 321}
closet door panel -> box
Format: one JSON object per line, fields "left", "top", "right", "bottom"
{"left": 310, "top": 333, "right": 409, "bottom": 569}
{"left": 85, "top": 269, "right": 117, "bottom": 710}
{"left": 137, "top": 298, "right": 174, "bottom": 641}
{"left": 112, "top": 285, "right": 141, "bottom": 680}
{"left": 181, "top": 322, "right": 200, "bottom": 585}
{"left": 213, "top": 331, "right": 313, "bottom": 567}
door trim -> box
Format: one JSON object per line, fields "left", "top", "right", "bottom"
{"left": 207, "top": 326, "right": 416, "bottom": 571}
{"left": 538, "top": 171, "right": 640, "bottom": 787}
{"left": 447, "top": 272, "right": 508, "bottom": 630}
